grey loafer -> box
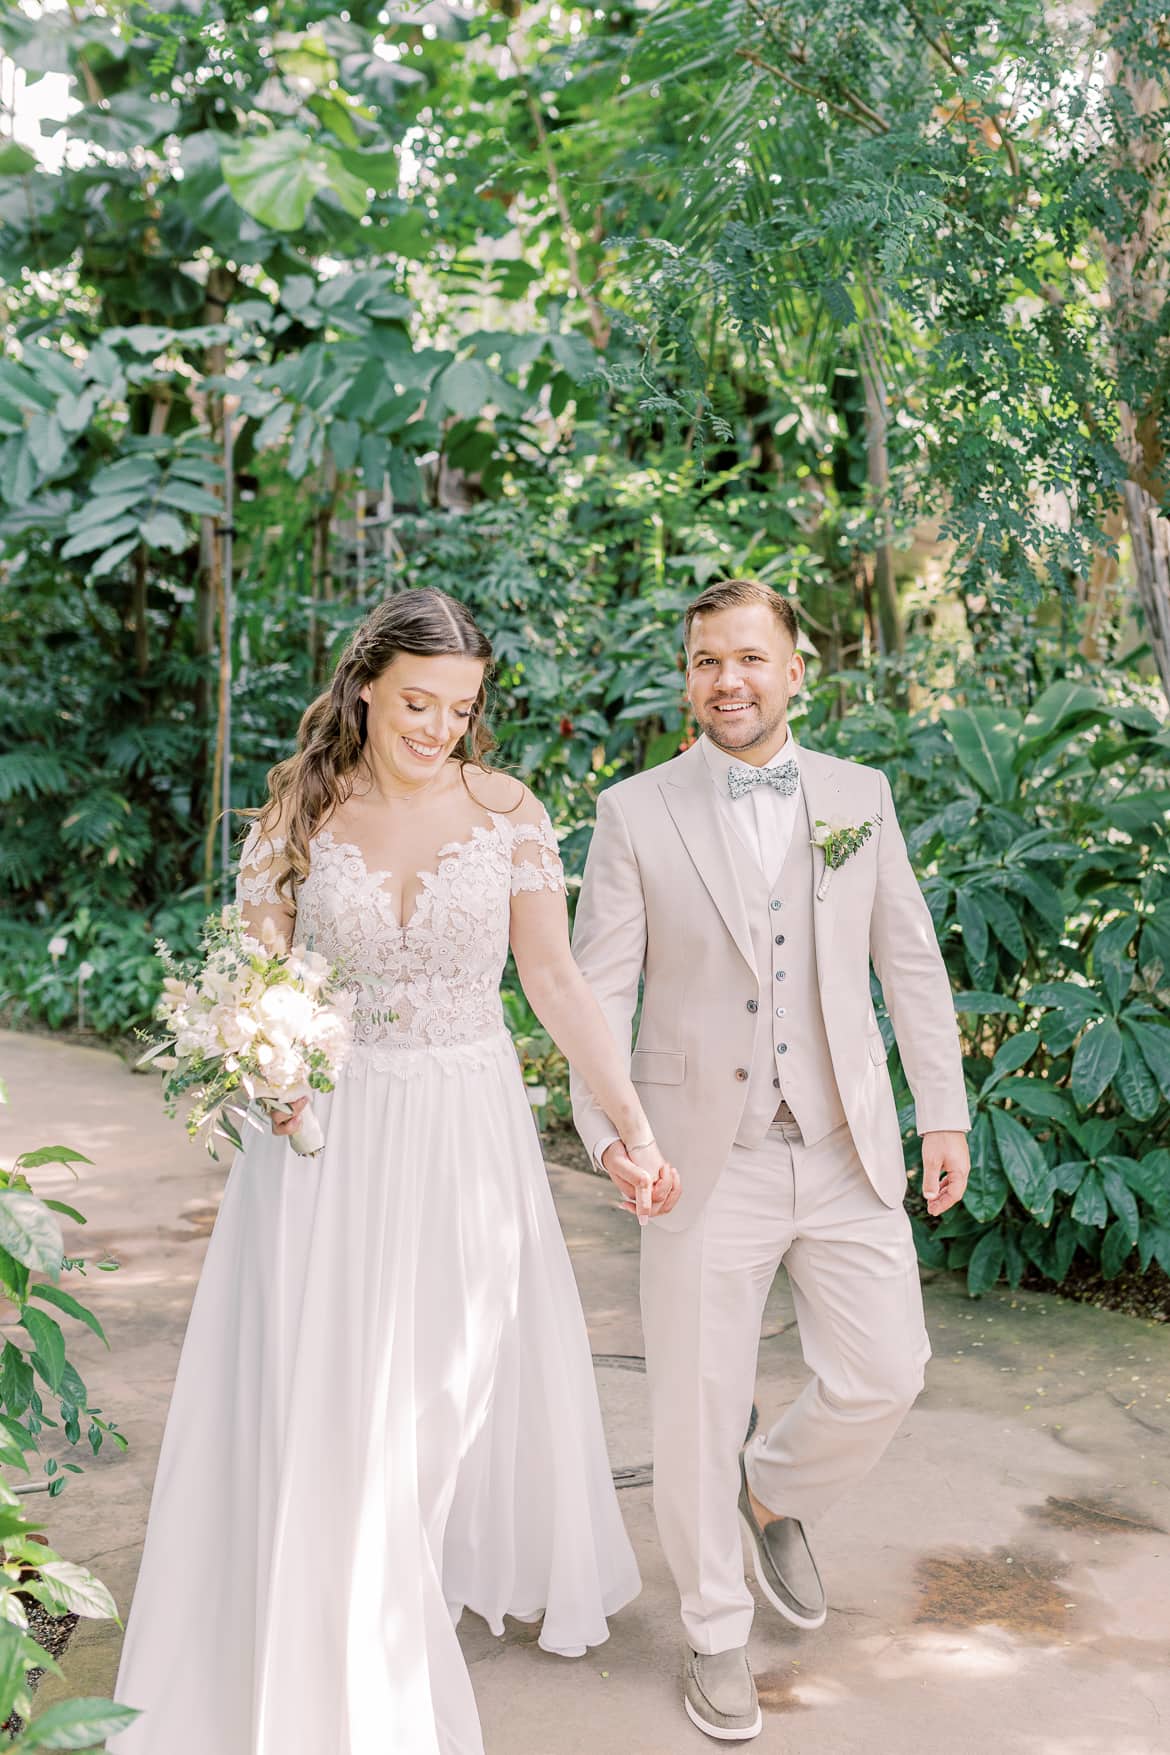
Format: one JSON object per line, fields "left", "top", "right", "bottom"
{"left": 738, "top": 1450, "right": 827, "bottom": 1629}
{"left": 684, "top": 1647, "right": 763, "bottom": 1742}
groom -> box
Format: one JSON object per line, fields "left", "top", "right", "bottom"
{"left": 570, "top": 579, "right": 970, "bottom": 1741}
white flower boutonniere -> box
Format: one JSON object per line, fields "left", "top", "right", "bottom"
{"left": 811, "top": 815, "right": 882, "bottom": 900}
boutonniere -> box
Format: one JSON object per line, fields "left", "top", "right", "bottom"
{"left": 810, "top": 815, "right": 882, "bottom": 900}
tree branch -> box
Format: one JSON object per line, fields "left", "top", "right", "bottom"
{"left": 741, "top": 0, "right": 891, "bottom": 134}
{"left": 903, "top": 2, "right": 1021, "bottom": 177}
{"left": 522, "top": 84, "right": 609, "bottom": 350}
{"left": 735, "top": 49, "right": 888, "bottom": 135}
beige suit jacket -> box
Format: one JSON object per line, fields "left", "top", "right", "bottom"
{"left": 570, "top": 737, "right": 969, "bottom": 1231}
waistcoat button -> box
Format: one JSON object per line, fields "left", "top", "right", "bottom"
{"left": 777, "top": 1042, "right": 788, "bottom": 1054}
{"left": 776, "top": 970, "right": 786, "bottom": 981}
{"left": 746, "top": 1000, "right": 758, "bottom": 1014}
{"left": 770, "top": 900, "right": 782, "bottom": 911}
{"left": 773, "top": 1076, "right": 780, "bottom": 1088}
{"left": 775, "top": 934, "right": 786, "bottom": 947}
{"left": 735, "top": 1067, "right": 749, "bottom": 1081}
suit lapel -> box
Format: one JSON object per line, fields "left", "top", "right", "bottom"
{"left": 793, "top": 742, "right": 845, "bottom": 993}
{"left": 659, "top": 744, "right": 756, "bottom": 978}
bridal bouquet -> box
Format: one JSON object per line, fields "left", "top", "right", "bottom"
{"left": 140, "top": 906, "right": 354, "bottom": 1158}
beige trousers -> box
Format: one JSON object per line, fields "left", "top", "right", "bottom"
{"left": 640, "top": 1105, "right": 931, "bottom": 1654}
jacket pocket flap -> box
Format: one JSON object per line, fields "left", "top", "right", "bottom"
{"left": 631, "top": 1049, "right": 687, "bottom": 1086}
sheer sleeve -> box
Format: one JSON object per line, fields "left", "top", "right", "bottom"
{"left": 235, "top": 821, "right": 297, "bottom": 947}
{"left": 508, "top": 799, "right": 567, "bottom": 896}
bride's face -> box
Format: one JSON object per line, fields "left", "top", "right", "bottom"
{"left": 360, "top": 652, "right": 486, "bottom": 786}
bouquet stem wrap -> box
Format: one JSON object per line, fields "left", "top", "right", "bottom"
{"left": 270, "top": 1102, "right": 325, "bottom": 1158}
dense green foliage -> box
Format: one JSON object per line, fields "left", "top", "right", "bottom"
{"left": 0, "top": 1078, "right": 132, "bottom": 1748}
{"left": 816, "top": 670, "right": 1170, "bottom": 1291}
{"left": 1, "top": 0, "right": 1168, "bottom": 1305}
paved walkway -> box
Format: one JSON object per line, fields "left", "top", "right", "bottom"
{"left": 1, "top": 1029, "right": 1168, "bottom": 1754}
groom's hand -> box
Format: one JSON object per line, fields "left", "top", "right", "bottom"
{"left": 920, "top": 1130, "right": 970, "bottom": 1216}
{"left": 600, "top": 1141, "right": 681, "bottom": 1222}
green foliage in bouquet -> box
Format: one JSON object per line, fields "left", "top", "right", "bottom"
{"left": 811, "top": 676, "right": 1170, "bottom": 1296}
{"left": 0, "top": 1075, "right": 135, "bottom": 1748}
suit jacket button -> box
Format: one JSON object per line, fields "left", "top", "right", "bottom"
{"left": 735, "top": 1067, "right": 749, "bottom": 1081}
{"left": 746, "top": 999, "right": 758, "bottom": 1013}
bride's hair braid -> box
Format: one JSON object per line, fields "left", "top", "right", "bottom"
{"left": 243, "top": 588, "right": 496, "bottom": 900}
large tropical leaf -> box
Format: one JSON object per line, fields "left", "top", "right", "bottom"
{"left": 12, "top": 1696, "right": 138, "bottom": 1749}
{"left": 1017, "top": 679, "right": 1101, "bottom": 759}
{"left": 1070, "top": 1019, "right": 1123, "bottom": 1110}
{"left": 988, "top": 1107, "right": 1054, "bottom": 1215}
{"left": 941, "top": 707, "right": 1021, "bottom": 803}
{"left": 221, "top": 129, "right": 369, "bottom": 230}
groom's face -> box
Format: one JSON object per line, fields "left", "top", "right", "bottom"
{"left": 686, "top": 604, "right": 804, "bottom": 760}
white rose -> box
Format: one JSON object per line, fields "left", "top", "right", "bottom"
{"left": 256, "top": 985, "right": 314, "bottom": 1040}
{"left": 263, "top": 1047, "right": 306, "bottom": 1093}
{"left": 210, "top": 1006, "right": 250, "bottom": 1053}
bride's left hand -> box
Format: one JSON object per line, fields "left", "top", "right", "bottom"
{"left": 621, "top": 1142, "right": 681, "bottom": 1221}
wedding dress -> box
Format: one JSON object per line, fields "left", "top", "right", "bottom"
{"left": 108, "top": 800, "right": 639, "bottom": 1755}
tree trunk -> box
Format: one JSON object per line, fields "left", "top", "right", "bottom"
{"left": 1122, "top": 483, "right": 1170, "bottom": 693}
{"left": 857, "top": 295, "right": 904, "bottom": 666}
{"left": 131, "top": 546, "right": 149, "bottom": 677}
{"left": 193, "top": 264, "right": 237, "bottom": 887}
{"left": 1077, "top": 504, "right": 1126, "bottom": 661}
{"left": 132, "top": 390, "right": 172, "bottom": 678}
{"left": 309, "top": 450, "right": 338, "bottom": 686}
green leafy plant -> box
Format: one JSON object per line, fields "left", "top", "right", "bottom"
{"left": 0, "top": 1076, "right": 134, "bottom": 1747}
{"left": 857, "top": 678, "right": 1170, "bottom": 1295}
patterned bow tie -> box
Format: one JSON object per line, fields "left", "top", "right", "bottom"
{"left": 727, "top": 759, "right": 799, "bottom": 800}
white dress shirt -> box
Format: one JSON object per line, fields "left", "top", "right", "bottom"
{"left": 593, "top": 729, "right": 801, "bottom": 1168}
{"left": 698, "top": 728, "right": 802, "bottom": 883}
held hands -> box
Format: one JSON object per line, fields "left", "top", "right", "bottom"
{"left": 920, "top": 1130, "right": 970, "bottom": 1216}
{"left": 600, "top": 1139, "right": 682, "bottom": 1225}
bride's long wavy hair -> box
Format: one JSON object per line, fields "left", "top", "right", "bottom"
{"left": 245, "top": 588, "right": 496, "bottom": 901}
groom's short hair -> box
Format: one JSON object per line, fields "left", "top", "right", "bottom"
{"left": 684, "top": 579, "right": 799, "bottom": 651}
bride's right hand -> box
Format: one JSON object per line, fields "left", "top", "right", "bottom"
{"left": 270, "top": 1095, "right": 309, "bottom": 1137}
{"left": 600, "top": 1140, "right": 682, "bottom": 1222}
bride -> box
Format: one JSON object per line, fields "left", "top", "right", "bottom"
{"left": 109, "top": 587, "right": 679, "bottom": 1755}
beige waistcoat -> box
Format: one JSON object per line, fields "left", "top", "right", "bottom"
{"left": 735, "top": 789, "right": 848, "bottom": 1149}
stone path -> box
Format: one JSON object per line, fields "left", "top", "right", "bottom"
{"left": 1, "top": 1029, "right": 1168, "bottom": 1754}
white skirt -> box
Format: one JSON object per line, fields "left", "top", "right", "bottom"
{"left": 110, "top": 1031, "right": 640, "bottom": 1755}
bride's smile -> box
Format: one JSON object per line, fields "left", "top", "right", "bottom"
{"left": 359, "top": 649, "right": 487, "bottom": 795}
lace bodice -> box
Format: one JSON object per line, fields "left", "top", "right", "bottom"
{"left": 236, "top": 808, "right": 566, "bottom": 1055}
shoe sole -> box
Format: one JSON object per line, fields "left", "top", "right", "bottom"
{"left": 684, "top": 1695, "right": 763, "bottom": 1742}
{"left": 739, "top": 1508, "right": 828, "bottom": 1630}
